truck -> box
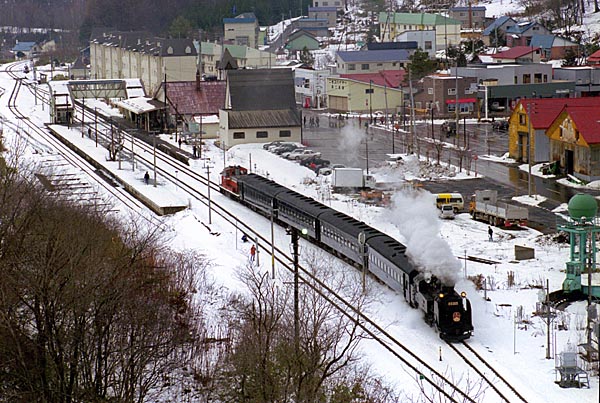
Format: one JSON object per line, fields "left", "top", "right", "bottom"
{"left": 469, "top": 190, "right": 528, "bottom": 227}
{"left": 331, "top": 168, "right": 376, "bottom": 192}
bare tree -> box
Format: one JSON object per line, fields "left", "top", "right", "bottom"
{"left": 0, "top": 160, "right": 208, "bottom": 402}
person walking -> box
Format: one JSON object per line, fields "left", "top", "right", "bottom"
{"left": 488, "top": 226, "right": 493, "bottom": 241}
{"left": 250, "top": 244, "right": 256, "bottom": 263}
{"left": 315, "top": 116, "right": 319, "bottom": 127}
{"left": 144, "top": 171, "right": 150, "bottom": 185}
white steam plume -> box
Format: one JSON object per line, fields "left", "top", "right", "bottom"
{"left": 389, "top": 189, "right": 460, "bottom": 286}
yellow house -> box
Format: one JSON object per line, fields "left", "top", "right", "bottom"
{"left": 327, "top": 73, "right": 404, "bottom": 113}
{"left": 546, "top": 105, "right": 600, "bottom": 181}
{"left": 508, "top": 98, "right": 597, "bottom": 164}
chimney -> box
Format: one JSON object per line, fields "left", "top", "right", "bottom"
{"left": 196, "top": 69, "right": 201, "bottom": 91}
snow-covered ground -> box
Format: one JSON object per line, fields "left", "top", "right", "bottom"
{"left": 0, "top": 61, "right": 598, "bottom": 401}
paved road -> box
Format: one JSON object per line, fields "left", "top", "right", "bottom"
{"left": 300, "top": 110, "right": 599, "bottom": 233}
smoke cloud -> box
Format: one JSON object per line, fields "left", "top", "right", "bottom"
{"left": 389, "top": 189, "right": 460, "bottom": 286}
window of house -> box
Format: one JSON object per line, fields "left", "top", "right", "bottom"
{"left": 279, "top": 130, "right": 291, "bottom": 137}
{"left": 233, "top": 132, "right": 245, "bottom": 139}
{"left": 523, "top": 74, "right": 531, "bottom": 84}
{"left": 447, "top": 104, "right": 456, "bottom": 113}
{"left": 392, "top": 62, "right": 397, "bottom": 66}
{"left": 425, "top": 41, "right": 432, "bottom": 50}
{"left": 361, "top": 63, "right": 369, "bottom": 70}
{"left": 377, "top": 63, "right": 383, "bottom": 67}
{"left": 256, "top": 131, "right": 268, "bottom": 138}
{"left": 544, "top": 74, "right": 548, "bottom": 83}
{"left": 514, "top": 76, "right": 518, "bottom": 84}
{"left": 534, "top": 73, "right": 542, "bottom": 83}
{"left": 348, "top": 63, "right": 355, "bottom": 70}
{"left": 519, "top": 114, "right": 526, "bottom": 125}
{"left": 428, "top": 87, "right": 433, "bottom": 94}
{"left": 448, "top": 88, "right": 456, "bottom": 95}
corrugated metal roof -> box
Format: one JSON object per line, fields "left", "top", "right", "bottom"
{"left": 482, "top": 16, "right": 515, "bottom": 35}
{"left": 378, "top": 12, "right": 460, "bottom": 26}
{"left": 566, "top": 106, "right": 600, "bottom": 144}
{"left": 227, "top": 109, "right": 301, "bottom": 129}
{"left": 529, "top": 34, "right": 555, "bottom": 49}
{"left": 340, "top": 70, "right": 406, "bottom": 88}
{"left": 227, "top": 69, "right": 297, "bottom": 111}
{"left": 337, "top": 49, "right": 410, "bottom": 62}
{"left": 492, "top": 46, "right": 540, "bottom": 59}
{"left": 165, "top": 81, "right": 226, "bottom": 116}
{"left": 519, "top": 98, "right": 600, "bottom": 129}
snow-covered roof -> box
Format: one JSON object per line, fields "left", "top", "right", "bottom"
{"left": 115, "top": 97, "right": 164, "bottom": 114}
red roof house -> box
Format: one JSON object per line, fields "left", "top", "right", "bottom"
{"left": 491, "top": 46, "right": 543, "bottom": 63}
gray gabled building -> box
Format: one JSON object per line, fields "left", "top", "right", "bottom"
{"left": 336, "top": 49, "right": 411, "bottom": 74}
{"left": 219, "top": 69, "right": 302, "bottom": 148}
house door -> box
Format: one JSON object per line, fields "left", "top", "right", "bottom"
{"left": 565, "top": 149, "right": 574, "bottom": 175}
{"left": 517, "top": 131, "right": 527, "bottom": 161}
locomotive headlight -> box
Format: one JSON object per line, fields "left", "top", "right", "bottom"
{"left": 461, "top": 291, "right": 467, "bottom": 298}
{"left": 439, "top": 293, "right": 444, "bottom": 299}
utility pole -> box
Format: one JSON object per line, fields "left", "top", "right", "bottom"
{"left": 527, "top": 102, "right": 533, "bottom": 197}
{"left": 204, "top": 160, "right": 213, "bottom": 224}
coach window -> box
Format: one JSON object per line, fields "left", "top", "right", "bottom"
{"left": 256, "top": 131, "right": 268, "bottom": 138}
{"left": 233, "top": 132, "right": 245, "bottom": 139}
{"left": 279, "top": 130, "right": 291, "bottom": 137}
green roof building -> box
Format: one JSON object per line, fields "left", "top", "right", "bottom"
{"left": 378, "top": 12, "right": 461, "bottom": 51}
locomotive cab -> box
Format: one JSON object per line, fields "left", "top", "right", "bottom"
{"left": 220, "top": 165, "right": 248, "bottom": 198}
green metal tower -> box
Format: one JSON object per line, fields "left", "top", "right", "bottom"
{"left": 559, "top": 193, "right": 600, "bottom": 298}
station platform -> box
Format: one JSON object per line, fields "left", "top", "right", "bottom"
{"left": 47, "top": 124, "right": 189, "bottom": 216}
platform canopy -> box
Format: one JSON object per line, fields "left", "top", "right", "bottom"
{"left": 114, "top": 97, "right": 165, "bottom": 114}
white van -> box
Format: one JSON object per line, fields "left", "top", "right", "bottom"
{"left": 435, "top": 193, "right": 464, "bottom": 213}
{"left": 440, "top": 204, "right": 455, "bottom": 219}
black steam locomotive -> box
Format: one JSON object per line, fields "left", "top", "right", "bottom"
{"left": 220, "top": 166, "right": 473, "bottom": 341}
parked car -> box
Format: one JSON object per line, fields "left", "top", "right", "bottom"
{"left": 492, "top": 120, "right": 509, "bottom": 131}
{"left": 301, "top": 157, "right": 330, "bottom": 172}
{"left": 490, "top": 102, "right": 506, "bottom": 111}
{"left": 318, "top": 163, "right": 345, "bottom": 176}
{"left": 385, "top": 154, "right": 403, "bottom": 166}
{"left": 263, "top": 141, "right": 284, "bottom": 150}
{"left": 284, "top": 149, "right": 322, "bottom": 160}
{"left": 272, "top": 143, "right": 303, "bottom": 155}
{"left": 440, "top": 204, "right": 455, "bottom": 219}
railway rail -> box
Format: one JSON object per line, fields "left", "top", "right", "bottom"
{"left": 447, "top": 341, "right": 529, "bottom": 402}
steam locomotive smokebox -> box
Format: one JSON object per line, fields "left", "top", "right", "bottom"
{"left": 514, "top": 245, "right": 535, "bottom": 260}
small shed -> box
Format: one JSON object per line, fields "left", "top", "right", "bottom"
{"left": 47, "top": 80, "right": 74, "bottom": 124}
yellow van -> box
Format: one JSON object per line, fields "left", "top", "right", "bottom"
{"left": 435, "top": 193, "right": 464, "bottom": 212}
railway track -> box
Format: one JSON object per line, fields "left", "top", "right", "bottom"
{"left": 446, "top": 341, "right": 530, "bottom": 402}
{"left": 3, "top": 64, "right": 529, "bottom": 402}
{"left": 4, "top": 61, "right": 160, "bottom": 226}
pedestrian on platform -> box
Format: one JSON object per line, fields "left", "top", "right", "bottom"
{"left": 144, "top": 171, "right": 150, "bottom": 185}
{"left": 250, "top": 244, "right": 256, "bottom": 263}
{"left": 488, "top": 226, "right": 493, "bottom": 241}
